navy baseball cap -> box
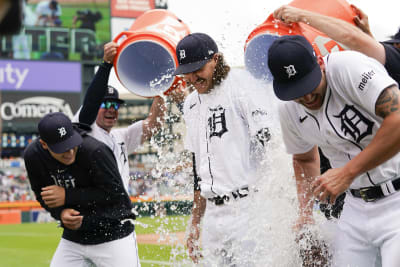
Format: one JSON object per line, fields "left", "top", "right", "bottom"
{"left": 383, "top": 27, "right": 400, "bottom": 44}
{"left": 103, "top": 85, "right": 124, "bottom": 104}
{"left": 268, "top": 35, "right": 322, "bottom": 101}
{"left": 173, "top": 33, "right": 218, "bottom": 75}
{"left": 38, "top": 112, "right": 83, "bottom": 153}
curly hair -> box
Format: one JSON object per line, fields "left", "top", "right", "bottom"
{"left": 212, "top": 53, "right": 230, "bottom": 86}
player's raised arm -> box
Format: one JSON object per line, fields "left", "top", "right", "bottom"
{"left": 78, "top": 42, "right": 119, "bottom": 126}
{"left": 273, "top": 5, "right": 385, "bottom": 64}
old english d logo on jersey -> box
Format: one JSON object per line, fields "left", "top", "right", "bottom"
{"left": 118, "top": 142, "right": 127, "bottom": 164}
{"left": 208, "top": 106, "right": 228, "bottom": 138}
{"left": 334, "top": 104, "right": 374, "bottom": 143}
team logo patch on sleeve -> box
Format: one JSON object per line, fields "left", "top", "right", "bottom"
{"left": 252, "top": 109, "right": 268, "bottom": 122}
{"left": 252, "top": 109, "right": 268, "bottom": 117}
{"left": 256, "top": 127, "right": 271, "bottom": 146}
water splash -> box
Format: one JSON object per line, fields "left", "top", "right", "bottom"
{"left": 135, "top": 74, "right": 334, "bottom": 266}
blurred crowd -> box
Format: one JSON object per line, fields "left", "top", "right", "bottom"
{"left": 0, "top": 168, "right": 191, "bottom": 202}
{"left": 0, "top": 170, "right": 35, "bottom": 201}
{"left": 128, "top": 171, "right": 191, "bottom": 198}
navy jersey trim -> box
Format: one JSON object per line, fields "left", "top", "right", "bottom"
{"left": 305, "top": 111, "right": 320, "bottom": 130}
{"left": 205, "top": 118, "right": 216, "bottom": 195}
{"left": 192, "top": 153, "right": 201, "bottom": 191}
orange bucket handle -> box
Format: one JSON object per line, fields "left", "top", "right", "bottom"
{"left": 113, "top": 31, "right": 132, "bottom": 45}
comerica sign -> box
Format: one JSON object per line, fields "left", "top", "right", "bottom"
{"left": 0, "top": 97, "right": 74, "bottom": 121}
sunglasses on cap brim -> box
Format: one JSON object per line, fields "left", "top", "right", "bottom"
{"left": 100, "top": 101, "right": 120, "bottom": 110}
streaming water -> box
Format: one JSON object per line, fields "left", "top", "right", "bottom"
{"left": 136, "top": 73, "right": 336, "bottom": 266}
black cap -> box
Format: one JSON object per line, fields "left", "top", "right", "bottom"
{"left": 383, "top": 28, "right": 400, "bottom": 44}
{"left": 103, "top": 85, "right": 125, "bottom": 103}
{"left": 38, "top": 112, "right": 83, "bottom": 153}
{"left": 173, "top": 33, "right": 218, "bottom": 75}
{"left": 268, "top": 35, "right": 322, "bottom": 101}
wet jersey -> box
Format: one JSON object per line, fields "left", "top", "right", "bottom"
{"left": 183, "top": 68, "right": 273, "bottom": 198}
{"left": 279, "top": 51, "right": 399, "bottom": 189}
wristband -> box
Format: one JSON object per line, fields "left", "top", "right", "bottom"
{"left": 101, "top": 60, "right": 113, "bottom": 68}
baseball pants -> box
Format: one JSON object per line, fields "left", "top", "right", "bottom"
{"left": 50, "top": 232, "right": 140, "bottom": 267}
{"left": 201, "top": 195, "right": 257, "bottom": 267}
{"left": 333, "top": 191, "right": 400, "bottom": 267}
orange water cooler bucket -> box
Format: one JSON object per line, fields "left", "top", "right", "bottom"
{"left": 113, "top": 9, "right": 190, "bottom": 97}
{"left": 244, "top": 0, "right": 356, "bottom": 81}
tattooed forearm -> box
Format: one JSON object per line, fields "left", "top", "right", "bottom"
{"left": 375, "top": 85, "right": 400, "bottom": 118}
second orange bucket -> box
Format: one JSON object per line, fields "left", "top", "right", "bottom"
{"left": 244, "top": 0, "right": 356, "bottom": 81}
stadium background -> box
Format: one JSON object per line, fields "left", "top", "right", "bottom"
{"left": 1, "top": 0, "right": 398, "bottom": 266}
{"left": 0, "top": 0, "right": 193, "bottom": 266}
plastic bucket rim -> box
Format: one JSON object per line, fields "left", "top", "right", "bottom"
{"left": 116, "top": 39, "right": 178, "bottom": 97}
{"left": 245, "top": 31, "right": 282, "bottom": 51}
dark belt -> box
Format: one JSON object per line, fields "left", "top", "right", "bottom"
{"left": 208, "top": 187, "right": 249, "bottom": 206}
{"left": 350, "top": 177, "right": 400, "bottom": 202}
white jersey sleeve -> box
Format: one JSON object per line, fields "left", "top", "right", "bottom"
{"left": 325, "top": 51, "right": 397, "bottom": 114}
{"left": 73, "top": 106, "right": 143, "bottom": 155}
{"left": 232, "top": 69, "right": 272, "bottom": 138}
{"left": 111, "top": 121, "right": 143, "bottom": 154}
{"left": 278, "top": 102, "right": 315, "bottom": 155}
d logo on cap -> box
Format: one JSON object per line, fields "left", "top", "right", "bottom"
{"left": 173, "top": 32, "right": 218, "bottom": 75}
{"left": 267, "top": 35, "right": 322, "bottom": 101}
{"left": 38, "top": 112, "right": 83, "bottom": 154}
{"left": 179, "top": 49, "right": 186, "bottom": 60}
{"left": 58, "top": 127, "right": 67, "bottom": 137}
{"left": 284, "top": 65, "right": 297, "bottom": 78}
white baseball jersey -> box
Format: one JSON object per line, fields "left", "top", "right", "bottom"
{"left": 279, "top": 51, "right": 399, "bottom": 189}
{"left": 73, "top": 112, "right": 143, "bottom": 191}
{"left": 183, "top": 68, "right": 273, "bottom": 199}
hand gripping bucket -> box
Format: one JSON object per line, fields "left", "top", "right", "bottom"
{"left": 113, "top": 9, "right": 190, "bottom": 97}
{"left": 244, "top": 0, "right": 356, "bottom": 81}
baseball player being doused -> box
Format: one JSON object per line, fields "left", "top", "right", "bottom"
{"left": 173, "top": 32, "right": 275, "bottom": 266}
{"left": 268, "top": 34, "right": 400, "bottom": 267}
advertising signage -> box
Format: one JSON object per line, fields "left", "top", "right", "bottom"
{"left": 111, "top": 0, "right": 168, "bottom": 18}
{"left": 0, "top": 60, "right": 81, "bottom": 92}
{"left": 0, "top": 0, "right": 111, "bottom": 61}
{"left": 0, "top": 91, "right": 81, "bottom": 125}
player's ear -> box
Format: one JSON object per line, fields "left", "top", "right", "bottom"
{"left": 39, "top": 139, "right": 49, "bottom": 150}
{"left": 212, "top": 53, "right": 219, "bottom": 63}
{"left": 317, "top": 55, "right": 325, "bottom": 70}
